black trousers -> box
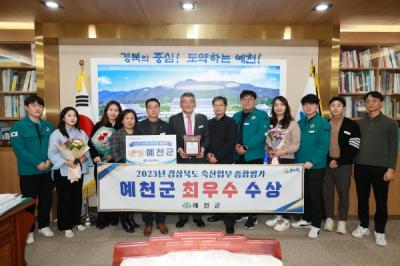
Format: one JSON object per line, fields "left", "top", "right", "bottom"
{"left": 303, "top": 168, "right": 325, "bottom": 228}
{"left": 20, "top": 172, "right": 54, "bottom": 232}
{"left": 235, "top": 158, "right": 264, "bottom": 221}
{"left": 354, "top": 164, "right": 389, "bottom": 233}
{"left": 54, "top": 170, "right": 83, "bottom": 231}
{"left": 208, "top": 213, "right": 237, "bottom": 226}
{"left": 142, "top": 212, "right": 166, "bottom": 225}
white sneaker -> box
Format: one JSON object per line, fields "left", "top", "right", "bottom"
{"left": 336, "top": 221, "right": 347, "bottom": 235}
{"left": 26, "top": 232, "right": 34, "bottom": 245}
{"left": 291, "top": 219, "right": 311, "bottom": 229}
{"left": 62, "top": 230, "right": 74, "bottom": 238}
{"left": 324, "top": 218, "right": 334, "bottom": 232}
{"left": 374, "top": 232, "right": 387, "bottom": 247}
{"left": 74, "top": 225, "right": 87, "bottom": 231}
{"left": 308, "top": 226, "right": 320, "bottom": 239}
{"left": 265, "top": 215, "right": 281, "bottom": 227}
{"left": 38, "top": 227, "right": 54, "bottom": 237}
{"left": 273, "top": 218, "right": 290, "bottom": 232}
{"left": 352, "top": 225, "right": 370, "bottom": 238}
{"left": 236, "top": 216, "right": 248, "bottom": 222}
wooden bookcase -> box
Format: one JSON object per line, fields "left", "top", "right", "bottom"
{"left": 0, "top": 42, "right": 37, "bottom": 149}
{"left": 339, "top": 43, "right": 400, "bottom": 120}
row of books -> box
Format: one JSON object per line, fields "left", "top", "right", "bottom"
{"left": 380, "top": 72, "right": 400, "bottom": 94}
{"left": 379, "top": 47, "right": 400, "bottom": 68}
{"left": 340, "top": 49, "right": 372, "bottom": 68}
{"left": 2, "top": 95, "right": 27, "bottom": 118}
{"left": 339, "top": 70, "right": 375, "bottom": 93}
{"left": 0, "top": 69, "right": 36, "bottom": 92}
{"left": 382, "top": 96, "right": 400, "bottom": 118}
{"left": 343, "top": 96, "right": 400, "bottom": 118}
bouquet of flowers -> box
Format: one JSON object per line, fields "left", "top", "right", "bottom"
{"left": 265, "top": 127, "right": 286, "bottom": 165}
{"left": 90, "top": 126, "right": 115, "bottom": 160}
{"left": 55, "top": 137, "right": 90, "bottom": 183}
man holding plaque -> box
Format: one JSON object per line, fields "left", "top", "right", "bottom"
{"left": 169, "top": 92, "right": 210, "bottom": 228}
{"left": 206, "top": 96, "right": 237, "bottom": 234}
{"left": 135, "top": 98, "right": 170, "bottom": 236}
{"left": 233, "top": 90, "right": 270, "bottom": 230}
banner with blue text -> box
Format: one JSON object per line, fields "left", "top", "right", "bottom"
{"left": 98, "top": 163, "right": 304, "bottom": 213}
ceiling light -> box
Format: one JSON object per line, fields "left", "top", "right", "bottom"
{"left": 313, "top": 3, "right": 332, "bottom": 12}
{"left": 180, "top": 2, "right": 197, "bottom": 11}
{"left": 40, "top": 1, "right": 63, "bottom": 9}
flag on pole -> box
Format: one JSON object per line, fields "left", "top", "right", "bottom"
{"left": 74, "top": 67, "right": 96, "bottom": 199}
{"left": 296, "top": 64, "right": 322, "bottom": 120}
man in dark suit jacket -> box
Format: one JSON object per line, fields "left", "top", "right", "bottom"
{"left": 206, "top": 96, "right": 237, "bottom": 234}
{"left": 135, "top": 98, "right": 170, "bottom": 236}
{"left": 169, "top": 92, "right": 209, "bottom": 228}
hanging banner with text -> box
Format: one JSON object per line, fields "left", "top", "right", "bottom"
{"left": 97, "top": 163, "right": 304, "bottom": 213}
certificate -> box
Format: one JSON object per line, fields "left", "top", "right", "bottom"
{"left": 183, "top": 135, "right": 201, "bottom": 156}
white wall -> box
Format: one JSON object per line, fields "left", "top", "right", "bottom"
{"left": 59, "top": 44, "right": 318, "bottom": 117}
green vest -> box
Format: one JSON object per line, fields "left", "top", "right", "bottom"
{"left": 233, "top": 108, "right": 270, "bottom": 162}
{"left": 10, "top": 116, "right": 54, "bottom": 175}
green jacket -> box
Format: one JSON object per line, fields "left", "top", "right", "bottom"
{"left": 233, "top": 108, "right": 270, "bottom": 162}
{"left": 10, "top": 116, "right": 54, "bottom": 175}
{"left": 295, "top": 114, "right": 331, "bottom": 169}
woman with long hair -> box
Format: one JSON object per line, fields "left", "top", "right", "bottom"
{"left": 88, "top": 100, "right": 122, "bottom": 229}
{"left": 265, "top": 96, "right": 300, "bottom": 232}
{"left": 111, "top": 109, "right": 140, "bottom": 232}
{"left": 48, "top": 107, "right": 91, "bottom": 238}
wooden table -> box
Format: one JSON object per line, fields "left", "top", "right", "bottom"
{"left": 0, "top": 198, "right": 35, "bottom": 266}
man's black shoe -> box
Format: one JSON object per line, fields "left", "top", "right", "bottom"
{"left": 226, "top": 225, "right": 235, "bottom": 234}
{"left": 176, "top": 219, "right": 188, "bottom": 228}
{"left": 194, "top": 219, "right": 206, "bottom": 228}
{"left": 207, "top": 215, "right": 223, "bottom": 222}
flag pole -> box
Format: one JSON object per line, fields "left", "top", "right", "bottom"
{"left": 79, "top": 59, "right": 91, "bottom": 227}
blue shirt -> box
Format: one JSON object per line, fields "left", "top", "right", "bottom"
{"left": 48, "top": 128, "right": 92, "bottom": 177}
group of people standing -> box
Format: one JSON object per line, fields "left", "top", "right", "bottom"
{"left": 10, "top": 89, "right": 397, "bottom": 247}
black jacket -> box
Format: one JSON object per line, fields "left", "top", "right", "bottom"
{"left": 135, "top": 118, "right": 170, "bottom": 135}
{"left": 207, "top": 115, "right": 237, "bottom": 163}
{"left": 328, "top": 117, "right": 361, "bottom": 166}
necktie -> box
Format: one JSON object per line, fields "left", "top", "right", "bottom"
{"left": 187, "top": 115, "right": 193, "bottom": 135}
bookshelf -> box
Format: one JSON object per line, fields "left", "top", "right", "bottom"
{"left": 0, "top": 42, "right": 36, "bottom": 147}
{"left": 339, "top": 44, "right": 400, "bottom": 120}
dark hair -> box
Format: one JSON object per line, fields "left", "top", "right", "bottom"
{"left": 118, "top": 109, "right": 138, "bottom": 129}
{"left": 57, "top": 107, "right": 80, "bottom": 138}
{"left": 240, "top": 90, "right": 257, "bottom": 99}
{"left": 180, "top": 92, "right": 196, "bottom": 103}
{"left": 145, "top": 98, "right": 160, "bottom": 108}
{"left": 270, "top": 96, "right": 293, "bottom": 129}
{"left": 364, "top": 91, "right": 384, "bottom": 101}
{"left": 301, "top": 94, "right": 319, "bottom": 105}
{"left": 100, "top": 100, "right": 122, "bottom": 125}
{"left": 24, "top": 95, "right": 45, "bottom": 107}
{"left": 329, "top": 96, "right": 346, "bottom": 107}
{"left": 212, "top": 96, "right": 227, "bottom": 105}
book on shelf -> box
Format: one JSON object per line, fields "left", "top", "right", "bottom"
{"left": 380, "top": 71, "right": 400, "bottom": 94}
{"left": 340, "top": 49, "right": 372, "bottom": 68}
{"left": 379, "top": 47, "right": 400, "bottom": 68}
{"left": 2, "top": 95, "right": 27, "bottom": 118}
{"left": 0, "top": 121, "right": 11, "bottom": 142}
{"left": 339, "top": 70, "right": 375, "bottom": 93}
{"left": 0, "top": 69, "right": 36, "bottom": 92}
{"left": 342, "top": 96, "right": 367, "bottom": 118}
{"left": 382, "top": 96, "right": 394, "bottom": 117}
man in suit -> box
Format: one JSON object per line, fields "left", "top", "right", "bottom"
{"left": 233, "top": 90, "right": 270, "bottom": 230}
{"left": 206, "top": 96, "right": 237, "bottom": 234}
{"left": 136, "top": 98, "right": 170, "bottom": 236}
{"left": 169, "top": 92, "right": 210, "bottom": 228}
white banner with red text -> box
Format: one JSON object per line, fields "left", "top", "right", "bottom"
{"left": 97, "top": 163, "right": 304, "bottom": 213}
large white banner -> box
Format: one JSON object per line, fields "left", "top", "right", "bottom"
{"left": 98, "top": 163, "right": 304, "bottom": 213}
{"left": 126, "top": 135, "right": 176, "bottom": 164}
